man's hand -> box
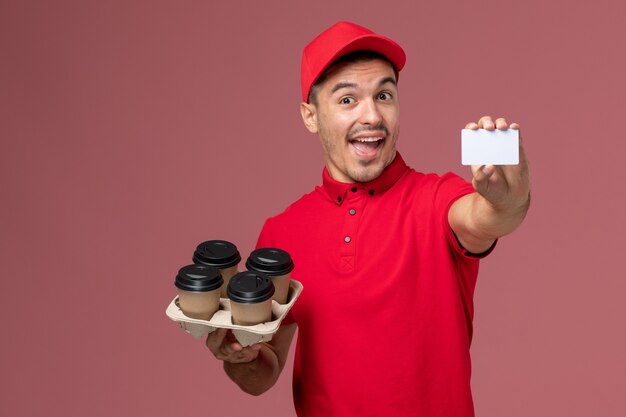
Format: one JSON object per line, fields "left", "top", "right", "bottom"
{"left": 449, "top": 115, "right": 531, "bottom": 254}
{"left": 205, "top": 323, "right": 297, "bottom": 396}
{"left": 464, "top": 116, "right": 530, "bottom": 210}
{"left": 206, "top": 328, "right": 262, "bottom": 364}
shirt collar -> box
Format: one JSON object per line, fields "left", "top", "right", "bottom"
{"left": 321, "top": 152, "right": 409, "bottom": 205}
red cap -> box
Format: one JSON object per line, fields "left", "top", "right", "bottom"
{"left": 301, "top": 21, "right": 406, "bottom": 103}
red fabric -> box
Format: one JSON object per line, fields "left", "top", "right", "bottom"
{"left": 300, "top": 21, "right": 406, "bottom": 102}
{"left": 256, "top": 153, "right": 492, "bottom": 417}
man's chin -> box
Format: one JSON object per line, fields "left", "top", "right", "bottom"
{"left": 349, "top": 164, "right": 385, "bottom": 183}
{"left": 350, "top": 150, "right": 396, "bottom": 182}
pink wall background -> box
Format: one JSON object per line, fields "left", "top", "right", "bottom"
{"left": 2, "top": 1, "right": 625, "bottom": 416}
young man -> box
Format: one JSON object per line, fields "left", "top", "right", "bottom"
{"left": 207, "top": 21, "right": 530, "bottom": 417}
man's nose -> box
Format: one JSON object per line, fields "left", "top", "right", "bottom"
{"left": 358, "top": 99, "right": 383, "bottom": 125}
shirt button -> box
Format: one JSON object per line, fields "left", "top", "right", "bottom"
{"left": 344, "top": 236, "right": 351, "bottom": 243}
{"left": 351, "top": 186, "right": 358, "bottom": 193}
{"left": 349, "top": 208, "right": 356, "bottom": 216}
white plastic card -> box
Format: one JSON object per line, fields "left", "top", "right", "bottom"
{"left": 461, "top": 129, "right": 519, "bottom": 165}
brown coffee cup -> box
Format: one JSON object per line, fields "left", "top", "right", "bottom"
{"left": 227, "top": 271, "right": 275, "bottom": 326}
{"left": 245, "top": 248, "right": 294, "bottom": 304}
{"left": 192, "top": 240, "right": 241, "bottom": 297}
{"left": 174, "top": 264, "right": 223, "bottom": 320}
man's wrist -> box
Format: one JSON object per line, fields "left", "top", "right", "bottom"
{"left": 479, "top": 189, "right": 530, "bottom": 215}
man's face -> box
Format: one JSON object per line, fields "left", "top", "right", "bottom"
{"left": 301, "top": 58, "right": 400, "bottom": 183}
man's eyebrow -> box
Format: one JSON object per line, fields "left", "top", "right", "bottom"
{"left": 330, "top": 77, "right": 397, "bottom": 95}
{"left": 379, "top": 76, "right": 397, "bottom": 87}
{"left": 330, "top": 82, "right": 357, "bottom": 95}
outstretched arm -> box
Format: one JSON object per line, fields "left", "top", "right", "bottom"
{"left": 449, "top": 115, "right": 531, "bottom": 254}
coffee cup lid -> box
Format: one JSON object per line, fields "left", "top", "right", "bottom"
{"left": 227, "top": 271, "right": 275, "bottom": 304}
{"left": 193, "top": 240, "right": 241, "bottom": 268}
{"left": 245, "top": 248, "right": 294, "bottom": 276}
{"left": 175, "top": 264, "right": 224, "bottom": 292}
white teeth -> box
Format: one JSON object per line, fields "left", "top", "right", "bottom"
{"left": 354, "top": 137, "right": 383, "bottom": 143}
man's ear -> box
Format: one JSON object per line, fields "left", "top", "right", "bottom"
{"left": 300, "top": 102, "right": 318, "bottom": 134}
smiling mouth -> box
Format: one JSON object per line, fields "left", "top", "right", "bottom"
{"left": 349, "top": 136, "right": 385, "bottom": 157}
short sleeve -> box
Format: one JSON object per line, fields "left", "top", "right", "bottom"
{"left": 255, "top": 217, "right": 277, "bottom": 249}
{"left": 255, "top": 216, "right": 297, "bottom": 326}
{"left": 434, "top": 172, "right": 497, "bottom": 259}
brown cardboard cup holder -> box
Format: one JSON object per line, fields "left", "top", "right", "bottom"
{"left": 166, "top": 279, "right": 302, "bottom": 346}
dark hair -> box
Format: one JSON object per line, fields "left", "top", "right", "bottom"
{"left": 307, "top": 50, "right": 396, "bottom": 105}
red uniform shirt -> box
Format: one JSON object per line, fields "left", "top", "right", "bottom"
{"left": 256, "top": 153, "right": 494, "bottom": 417}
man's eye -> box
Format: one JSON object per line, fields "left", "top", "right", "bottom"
{"left": 340, "top": 97, "right": 355, "bottom": 105}
{"left": 378, "top": 92, "right": 392, "bottom": 100}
